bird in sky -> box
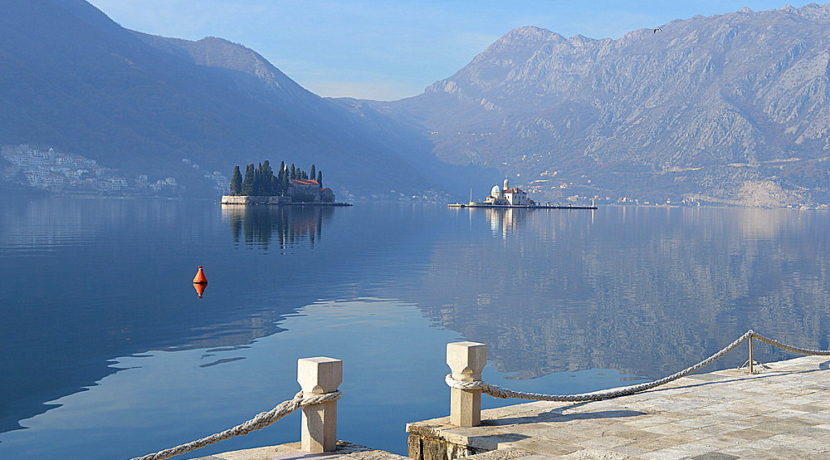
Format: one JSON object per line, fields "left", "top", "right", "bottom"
{"left": 653, "top": 27, "right": 663, "bottom": 33}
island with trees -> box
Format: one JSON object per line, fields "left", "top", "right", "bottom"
{"left": 220, "top": 160, "right": 349, "bottom": 206}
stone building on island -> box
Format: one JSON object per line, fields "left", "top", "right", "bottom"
{"left": 289, "top": 179, "right": 335, "bottom": 203}
{"left": 484, "top": 179, "right": 534, "bottom": 206}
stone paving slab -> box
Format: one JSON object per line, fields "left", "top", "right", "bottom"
{"left": 408, "top": 355, "right": 830, "bottom": 459}
{"left": 193, "top": 441, "right": 408, "bottom": 460}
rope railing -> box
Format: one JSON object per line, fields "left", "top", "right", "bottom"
{"left": 131, "top": 391, "right": 341, "bottom": 460}
{"left": 445, "top": 330, "right": 830, "bottom": 417}
{"left": 131, "top": 356, "right": 343, "bottom": 460}
{"left": 447, "top": 330, "right": 753, "bottom": 402}
{"left": 129, "top": 330, "right": 830, "bottom": 458}
{"left": 752, "top": 332, "right": 830, "bottom": 356}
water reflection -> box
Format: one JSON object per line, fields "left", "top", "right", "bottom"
{"left": 404, "top": 207, "right": 830, "bottom": 380}
{"left": 193, "top": 281, "right": 208, "bottom": 298}
{"left": 222, "top": 205, "right": 333, "bottom": 249}
{"left": 0, "top": 198, "right": 118, "bottom": 252}
{"left": 484, "top": 208, "right": 521, "bottom": 237}
{"left": 3, "top": 199, "right": 830, "bottom": 458}
{"left": 0, "top": 200, "right": 343, "bottom": 435}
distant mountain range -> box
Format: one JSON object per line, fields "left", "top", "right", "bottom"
{"left": 3, "top": 1, "right": 830, "bottom": 206}
{"left": 372, "top": 3, "right": 830, "bottom": 207}
{"left": 0, "top": 0, "right": 490, "bottom": 199}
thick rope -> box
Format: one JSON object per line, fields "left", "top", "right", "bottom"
{"left": 446, "top": 330, "right": 830, "bottom": 403}
{"left": 131, "top": 390, "right": 341, "bottom": 460}
{"left": 752, "top": 332, "right": 830, "bottom": 356}
{"left": 447, "top": 330, "right": 754, "bottom": 402}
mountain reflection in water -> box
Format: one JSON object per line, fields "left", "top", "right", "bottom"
{"left": 2, "top": 199, "right": 830, "bottom": 459}
{"left": 419, "top": 206, "right": 830, "bottom": 379}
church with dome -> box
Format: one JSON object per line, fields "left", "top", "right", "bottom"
{"left": 483, "top": 179, "right": 535, "bottom": 206}
{"left": 449, "top": 178, "right": 596, "bottom": 209}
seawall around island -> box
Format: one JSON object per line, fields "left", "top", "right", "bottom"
{"left": 220, "top": 195, "right": 352, "bottom": 206}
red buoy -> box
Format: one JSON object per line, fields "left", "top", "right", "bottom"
{"left": 193, "top": 266, "right": 208, "bottom": 298}
{"left": 193, "top": 266, "right": 208, "bottom": 284}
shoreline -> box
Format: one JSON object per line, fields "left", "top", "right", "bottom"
{"left": 220, "top": 201, "right": 353, "bottom": 207}
{"left": 448, "top": 203, "right": 597, "bottom": 210}
{"left": 219, "top": 194, "right": 352, "bottom": 206}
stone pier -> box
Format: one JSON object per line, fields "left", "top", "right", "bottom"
{"left": 407, "top": 355, "right": 830, "bottom": 459}
{"left": 193, "top": 441, "right": 407, "bottom": 460}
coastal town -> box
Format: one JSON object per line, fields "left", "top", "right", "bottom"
{"left": 0, "top": 144, "right": 223, "bottom": 195}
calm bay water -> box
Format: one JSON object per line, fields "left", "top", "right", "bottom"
{"left": 1, "top": 197, "right": 829, "bottom": 459}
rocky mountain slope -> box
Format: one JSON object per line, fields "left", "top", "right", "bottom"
{"left": 0, "top": 0, "right": 488, "bottom": 199}
{"left": 374, "top": 4, "right": 830, "bottom": 207}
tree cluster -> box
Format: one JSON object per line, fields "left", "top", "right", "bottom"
{"left": 229, "top": 161, "right": 323, "bottom": 196}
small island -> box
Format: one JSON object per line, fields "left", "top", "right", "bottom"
{"left": 220, "top": 160, "right": 351, "bottom": 206}
{"left": 449, "top": 178, "right": 597, "bottom": 209}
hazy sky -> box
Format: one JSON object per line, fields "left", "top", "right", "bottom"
{"left": 87, "top": 1, "right": 812, "bottom": 100}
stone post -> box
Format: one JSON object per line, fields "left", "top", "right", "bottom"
{"left": 447, "top": 342, "right": 487, "bottom": 427}
{"left": 297, "top": 357, "right": 342, "bottom": 453}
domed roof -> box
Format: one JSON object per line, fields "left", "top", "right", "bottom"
{"left": 491, "top": 185, "right": 501, "bottom": 197}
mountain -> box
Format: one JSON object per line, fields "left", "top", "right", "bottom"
{"left": 374, "top": 4, "right": 830, "bottom": 207}
{"left": 0, "top": 0, "right": 489, "bottom": 199}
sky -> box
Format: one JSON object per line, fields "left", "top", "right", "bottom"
{"left": 87, "top": 0, "right": 815, "bottom": 101}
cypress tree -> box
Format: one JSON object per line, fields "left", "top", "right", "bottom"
{"left": 253, "top": 163, "right": 261, "bottom": 195}
{"left": 278, "top": 161, "right": 285, "bottom": 195}
{"left": 261, "top": 160, "right": 273, "bottom": 195}
{"left": 281, "top": 167, "right": 289, "bottom": 193}
{"left": 271, "top": 173, "right": 279, "bottom": 196}
{"left": 317, "top": 170, "right": 323, "bottom": 187}
{"left": 230, "top": 165, "right": 242, "bottom": 195}
{"left": 310, "top": 164, "right": 316, "bottom": 183}
{"left": 290, "top": 164, "right": 296, "bottom": 180}
{"left": 242, "top": 164, "right": 255, "bottom": 195}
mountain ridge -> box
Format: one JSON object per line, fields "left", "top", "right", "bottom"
{"left": 0, "top": 0, "right": 489, "bottom": 199}
{"left": 5, "top": 1, "right": 830, "bottom": 206}
{"left": 374, "top": 3, "right": 830, "bottom": 207}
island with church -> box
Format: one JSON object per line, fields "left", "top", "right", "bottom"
{"left": 220, "top": 160, "right": 351, "bottom": 206}
{"left": 448, "top": 178, "right": 597, "bottom": 209}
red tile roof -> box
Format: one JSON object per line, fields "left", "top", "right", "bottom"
{"left": 291, "top": 179, "right": 319, "bottom": 186}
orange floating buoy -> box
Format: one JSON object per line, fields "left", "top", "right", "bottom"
{"left": 193, "top": 282, "right": 207, "bottom": 298}
{"left": 193, "top": 266, "right": 208, "bottom": 284}
{"left": 193, "top": 266, "right": 208, "bottom": 298}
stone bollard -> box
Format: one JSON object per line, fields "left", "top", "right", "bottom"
{"left": 297, "top": 357, "right": 343, "bottom": 453}
{"left": 447, "top": 342, "right": 487, "bottom": 427}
